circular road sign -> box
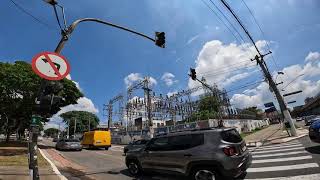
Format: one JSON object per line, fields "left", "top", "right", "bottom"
{"left": 31, "top": 51, "right": 70, "bottom": 81}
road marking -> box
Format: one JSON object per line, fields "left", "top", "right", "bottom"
{"left": 255, "top": 144, "right": 302, "bottom": 151}
{"left": 245, "top": 173, "right": 320, "bottom": 180}
{"left": 252, "top": 155, "right": 313, "bottom": 164}
{"left": 252, "top": 150, "right": 308, "bottom": 158}
{"left": 38, "top": 148, "right": 68, "bottom": 180}
{"left": 252, "top": 146, "right": 305, "bottom": 154}
{"left": 247, "top": 163, "right": 319, "bottom": 172}
{"left": 259, "top": 141, "right": 301, "bottom": 148}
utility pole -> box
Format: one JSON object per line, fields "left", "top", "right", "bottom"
{"left": 219, "top": 0, "right": 297, "bottom": 136}
{"left": 74, "top": 118, "right": 77, "bottom": 137}
{"left": 143, "top": 77, "right": 154, "bottom": 138}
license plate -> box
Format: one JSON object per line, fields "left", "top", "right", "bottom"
{"left": 71, "top": 144, "right": 78, "bottom": 147}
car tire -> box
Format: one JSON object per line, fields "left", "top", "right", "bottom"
{"left": 190, "top": 167, "right": 219, "bottom": 180}
{"left": 127, "top": 160, "right": 142, "bottom": 176}
{"left": 105, "top": 147, "right": 109, "bottom": 150}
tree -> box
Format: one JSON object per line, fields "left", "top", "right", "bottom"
{"left": 240, "top": 106, "right": 264, "bottom": 119}
{"left": 60, "top": 111, "right": 99, "bottom": 135}
{"left": 0, "top": 61, "right": 83, "bottom": 142}
{"left": 44, "top": 128, "right": 59, "bottom": 137}
{"left": 189, "top": 95, "right": 219, "bottom": 122}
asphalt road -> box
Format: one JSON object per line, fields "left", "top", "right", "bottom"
{"left": 40, "top": 126, "right": 320, "bottom": 180}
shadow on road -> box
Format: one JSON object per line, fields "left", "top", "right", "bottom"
{"left": 305, "top": 145, "right": 320, "bottom": 154}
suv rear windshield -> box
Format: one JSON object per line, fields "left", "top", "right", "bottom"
{"left": 221, "top": 129, "right": 242, "bottom": 143}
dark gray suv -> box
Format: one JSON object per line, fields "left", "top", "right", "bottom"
{"left": 125, "top": 128, "right": 251, "bottom": 180}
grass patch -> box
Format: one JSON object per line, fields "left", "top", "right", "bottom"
{"left": 0, "top": 141, "right": 49, "bottom": 167}
{"left": 241, "top": 127, "right": 263, "bottom": 138}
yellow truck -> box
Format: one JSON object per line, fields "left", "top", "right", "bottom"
{"left": 81, "top": 129, "right": 111, "bottom": 150}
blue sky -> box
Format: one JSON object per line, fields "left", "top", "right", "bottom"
{"left": 1, "top": 0, "right": 320, "bottom": 127}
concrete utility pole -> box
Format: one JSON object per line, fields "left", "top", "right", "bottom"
{"left": 74, "top": 118, "right": 77, "bottom": 137}
{"left": 220, "top": 0, "right": 297, "bottom": 136}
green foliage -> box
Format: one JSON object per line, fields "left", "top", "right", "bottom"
{"left": 44, "top": 128, "right": 59, "bottom": 137}
{"left": 60, "top": 111, "right": 100, "bottom": 133}
{"left": 241, "top": 106, "right": 264, "bottom": 119}
{"left": 189, "top": 95, "right": 219, "bottom": 122}
{"left": 0, "top": 61, "right": 83, "bottom": 141}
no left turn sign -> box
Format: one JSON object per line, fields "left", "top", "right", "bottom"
{"left": 31, "top": 52, "right": 70, "bottom": 81}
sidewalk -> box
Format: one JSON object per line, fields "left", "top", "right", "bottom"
{"left": 0, "top": 141, "right": 61, "bottom": 180}
{"left": 244, "top": 123, "right": 309, "bottom": 147}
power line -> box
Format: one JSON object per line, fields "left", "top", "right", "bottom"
{"left": 208, "top": 0, "right": 247, "bottom": 44}
{"left": 200, "top": 0, "right": 243, "bottom": 45}
{"left": 241, "top": 0, "right": 281, "bottom": 72}
{"left": 200, "top": 64, "right": 256, "bottom": 77}
{"left": 198, "top": 59, "right": 255, "bottom": 75}
{"left": 226, "top": 79, "right": 264, "bottom": 93}
{"left": 9, "top": 0, "right": 56, "bottom": 30}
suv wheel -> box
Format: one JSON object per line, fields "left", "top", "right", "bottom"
{"left": 127, "top": 160, "right": 142, "bottom": 176}
{"left": 191, "top": 167, "right": 218, "bottom": 180}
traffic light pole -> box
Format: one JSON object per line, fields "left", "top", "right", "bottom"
{"left": 188, "top": 73, "right": 224, "bottom": 127}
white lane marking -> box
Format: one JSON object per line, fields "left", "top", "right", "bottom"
{"left": 252, "top": 155, "right": 313, "bottom": 164}
{"left": 38, "top": 148, "right": 68, "bottom": 180}
{"left": 258, "top": 142, "right": 301, "bottom": 149}
{"left": 255, "top": 144, "right": 302, "bottom": 151}
{"left": 252, "top": 147, "right": 305, "bottom": 154}
{"left": 253, "top": 150, "right": 308, "bottom": 158}
{"left": 245, "top": 173, "right": 320, "bottom": 180}
{"left": 247, "top": 163, "right": 319, "bottom": 172}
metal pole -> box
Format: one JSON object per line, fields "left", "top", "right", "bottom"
{"left": 55, "top": 18, "right": 156, "bottom": 54}
{"left": 74, "top": 118, "right": 77, "bottom": 137}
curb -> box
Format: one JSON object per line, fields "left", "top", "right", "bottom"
{"left": 270, "top": 133, "right": 308, "bottom": 144}
{"left": 38, "top": 148, "right": 68, "bottom": 180}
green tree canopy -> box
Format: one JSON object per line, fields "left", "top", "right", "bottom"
{"left": 0, "top": 61, "right": 83, "bottom": 141}
{"left": 60, "top": 111, "right": 99, "bottom": 134}
{"left": 44, "top": 128, "right": 59, "bottom": 137}
{"left": 189, "top": 95, "right": 219, "bottom": 122}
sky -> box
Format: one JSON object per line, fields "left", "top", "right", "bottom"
{"left": 1, "top": 0, "right": 320, "bottom": 129}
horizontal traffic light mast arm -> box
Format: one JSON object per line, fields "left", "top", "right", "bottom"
{"left": 55, "top": 18, "right": 159, "bottom": 53}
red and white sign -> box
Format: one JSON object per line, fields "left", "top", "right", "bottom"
{"left": 31, "top": 51, "right": 70, "bottom": 81}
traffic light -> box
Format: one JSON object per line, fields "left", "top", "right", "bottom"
{"left": 190, "top": 68, "right": 196, "bottom": 80}
{"left": 155, "top": 32, "right": 165, "bottom": 48}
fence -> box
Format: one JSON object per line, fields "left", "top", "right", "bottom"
{"left": 111, "top": 118, "right": 270, "bottom": 144}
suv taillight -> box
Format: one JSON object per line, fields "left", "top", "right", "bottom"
{"left": 223, "top": 146, "right": 238, "bottom": 156}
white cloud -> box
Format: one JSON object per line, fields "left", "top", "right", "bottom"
{"left": 186, "top": 34, "right": 200, "bottom": 45}
{"left": 161, "top": 72, "right": 178, "bottom": 86}
{"left": 305, "top": 51, "right": 320, "bottom": 62}
{"left": 188, "top": 40, "right": 267, "bottom": 90}
{"left": 124, "top": 73, "right": 143, "bottom": 87}
{"left": 124, "top": 73, "right": 157, "bottom": 87}
{"left": 65, "top": 74, "right": 82, "bottom": 91}
{"left": 45, "top": 97, "right": 99, "bottom": 130}
{"left": 230, "top": 52, "right": 320, "bottom": 109}
{"left": 167, "top": 91, "right": 178, "bottom": 97}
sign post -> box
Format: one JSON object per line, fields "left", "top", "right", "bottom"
{"left": 29, "top": 51, "right": 70, "bottom": 180}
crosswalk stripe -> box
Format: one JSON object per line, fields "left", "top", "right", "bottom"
{"left": 245, "top": 173, "right": 320, "bottom": 180}
{"left": 252, "top": 146, "right": 305, "bottom": 154}
{"left": 252, "top": 155, "right": 313, "bottom": 164}
{"left": 255, "top": 144, "right": 302, "bottom": 151}
{"left": 258, "top": 142, "right": 301, "bottom": 149}
{"left": 252, "top": 150, "right": 307, "bottom": 158}
{"left": 247, "top": 163, "right": 319, "bottom": 172}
